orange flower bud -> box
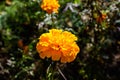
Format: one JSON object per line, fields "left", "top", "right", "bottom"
{"left": 23, "top": 46, "right": 29, "bottom": 54}
{"left": 18, "top": 39, "right": 24, "bottom": 49}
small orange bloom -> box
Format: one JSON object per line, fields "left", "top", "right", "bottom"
{"left": 96, "top": 10, "right": 107, "bottom": 23}
{"left": 36, "top": 29, "right": 80, "bottom": 63}
{"left": 41, "top": 0, "right": 60, "bottom": 14}
{"left": 23, "top": 46, "right": 29, "bottom": 54}
{"left": 96, "top": 14, "right": 107, "bottom": 23}
{"left": 18, "top": 39, "right": 29, "bottom": 54}
{"left": 18, "top": 39, "right": 24, "bottom": 49}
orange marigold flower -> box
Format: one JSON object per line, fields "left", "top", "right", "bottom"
{"left": 36, "top": 29, "right": 80, "bottom": 63}
{"left": 41, "top": 0, "right": 60, "bottom": 14}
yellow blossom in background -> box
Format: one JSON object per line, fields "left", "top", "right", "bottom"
{"left": 36, "top": 29, "right": 80, "bottom": 63}
{"left": 41, "top": 0, "right": 60, "bottom": 14}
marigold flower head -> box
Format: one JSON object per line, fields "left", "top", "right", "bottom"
{"left": 36, "top": 29, "right": 80, "bottom": 63}
{"left": 41, "top": 0, "right": 60, "bottom": 14}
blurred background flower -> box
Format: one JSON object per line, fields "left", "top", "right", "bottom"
{"left": 41, "top": 0, "right": 60, "bottom": 14}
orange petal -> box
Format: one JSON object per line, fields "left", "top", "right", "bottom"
{"left": 51, "top": 50, "right": 61, "bottom": 61}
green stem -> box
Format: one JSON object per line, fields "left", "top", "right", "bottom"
{"left": 57, "top": 66, "right": 67, "bottom": 80}
{"left": 46, "top": 63, "right": 54, "bottom": 80}
{"left": 51, "top": 14, "right": 55, "bottom": 29}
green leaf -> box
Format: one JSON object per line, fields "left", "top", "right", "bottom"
{"left": 74, "top": 0, "right": 81, "bottom": 4}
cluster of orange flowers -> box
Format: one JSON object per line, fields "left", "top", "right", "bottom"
{"left": 41, "top": 0, "right": 60, "bottom": 14}
{"left": 36, "top": 29, "right": 80, "bottom": 63}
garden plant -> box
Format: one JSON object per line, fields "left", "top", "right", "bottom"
{"left": 0, "top": 0, "right": 120, "bottom": 80}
